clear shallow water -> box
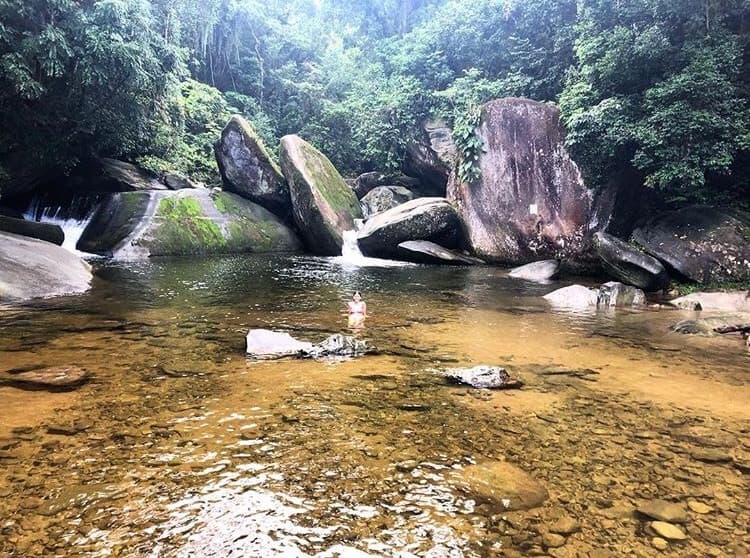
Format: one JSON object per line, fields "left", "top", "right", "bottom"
{"left": 0, "top": 255, "right": 748, "bottom": 557}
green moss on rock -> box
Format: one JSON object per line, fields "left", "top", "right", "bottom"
{"left": 149, "top": 196, "right": 226, "bottom": 255}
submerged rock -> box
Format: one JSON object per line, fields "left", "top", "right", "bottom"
{"left": 280, "top": 135, "right": 362, "bottom": 255}
{"left": 360, "top": 186, "right": 416, "bottom": 219}
{"left": 246, "top": 329, "right": 313, "bottom": 359}
{"left": 0, "top": 232, "right": 92, "bottom": 300}
{"left": 670, "top": 291, "right": 750, "bottom": 312}
{"left": 0, "top": 215, "right": 64, "bottom": 246}
{"left": 508, "top": 259, "right": 560, "bottom": 282}
{"left": 79, "top": 190, "right": 300, "bottom": 258}
{"left": 357, "top": 197, "right": 462, "bottom": 258}
{"left": 396, "top": 240, "right": 484, "bottom": 266}
{"left": 447, "top": 98, "right": 592, "bottom": 264}
{"left": 593, "top": 231, "right": 669, "bottom": 291}
{"left": 2, "top": 366, "right": 91, "bottom": 390}
{"left": 442, "top": 365, "right": 522, "bottom": 389}
{"left": 543, "top": 285, "right": 599, "bottom": 308}
{"left": 632, "top": 205, "right": 750, "bottom": 284}
{"left": 215, "top": 115, "right": 289, "bottom": 217}
{"left": 453, "top": 461, "right": 549, "bottom": 511}
{"left": 302, "top": 334, "right": 371, "bottom": 359}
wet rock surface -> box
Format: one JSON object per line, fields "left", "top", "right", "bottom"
{"left": 508, "top": 259, "right": 560, "bottom": 282}
{"left": 301, "top": 334, "right": 371, "bottom": 359}
{"left": 246, "top": 329, "right": 313, "bottom": 358}
{"left": 0, "top": 215, "right": 64, "bottom": 246}
{"left": 2, "top": 366, "right": 90, "bottom": 390}
{"left": 396, "top": 240, "right": 484, "bottom": 266}
{"left": 544, "top": 282, "right": 646, "bottom": 309}
{"left": 594, "top": 231, "right": 669, "bottom": 291}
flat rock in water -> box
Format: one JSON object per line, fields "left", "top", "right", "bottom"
{"left": 246, "top": 329, "right": 313, "bottom": 359}
{"left": 670, "top": 291, "right": 750, "bottom": 312}
{"left": 637, "top": 499, "right": 688, "bottom": 523}
{"left": 544, "top": 282, "right": 645, "bottom": 309}
{"left": 508, "top": 259, "right": 559, "bottom": 282}
{"left": 650, "top": 521, "right": 687, "bottom": 541}
{"left": 3, "top": 366, "right": 90, "bottom": 389}
{"left": 597, "top": 281, "right": 646, "bottom": 308}
{"left": 442, "top": 365, "right": 522, "bottom": 389}
{"left": 543, "top": 285, "right": 599, "bottom": 308}
{"left": 453, "top": 460, "right": 549, "bottom": 511}
{"left": 396, "top": 240, "right": 484, "bottom": 266}
{"left": 301, "top": 334, "right": 370, "bottom": 358}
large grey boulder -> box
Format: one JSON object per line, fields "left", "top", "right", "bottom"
{"left": 403, "top": 119, "right": 457, "bottom": 196}
{"left": 0, "top": 215, "right": 64, "bottom": 245}
{"left": 508, "top": 260, "right": 560, "bottom": 282}
{"left": 280, "top": 135, "right": 362, "bottom": 256}
{"left": 0, "top": 231, "right": 92, "bottom": 300}
{"left": 396, "top": 240, "right": 483, "bottom": 266}
{"left": 632, "top": 206, "right": 750, "bottom": 284}
{"left": 361, "top": 186, "right": 416, "bottom": 219}
{"left": 593, "top": 231, "right": 669, "bottom": 291}
{"left": 79, "top": 190, "right": 301, "bottom": 258}
{"left": 447, "top": 98, "right": 592, "bottom": 264}
{"left": 357, "top": 197, "right": 462, "bottom": 258}
{"left": 215, "top": 115, "right": 289, "bottom": 216}
{"left": 544, "top": 282, "right": 645, "bottom": 309}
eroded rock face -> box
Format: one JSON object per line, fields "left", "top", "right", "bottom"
{"left": 280, "top": 135, "right": 362, "bottom": 256}
{"left": 404, "top": 119, "right": 456, "bottom": 196}
{"left": 357, "top": 197, "right": 462, "bottom": 258}
{"left": 361, "top": 186, "right": 416, "bottom": 219}
{"left": 447, "top": 98, "right": 592, "bottom": 264}
{"left": 215, "top": 115, "right": 289, "bottom": 216}
{"left": 79, "top": 190, "right": 301, "bottom": 258}
{"left": 632, "top": 206, "right": 750, "bottom": 284}
{"left": 594, "top": 232, "right": 669, "bottom": 291}
{"left": 396, "top": 240, "right": 484, "bottom": 266}
{"left": 0, "top": 232, "right": 92, "bottom": 300}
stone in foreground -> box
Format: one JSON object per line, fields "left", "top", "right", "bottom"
{"left": 670, "top": 291, "right": 750, "bottom": 312}
{"left": 447, "top": 98, "right": 591, "bottom": 264}
{"left": 396, "top": 240, "right": 484, "bottom": 266}
{"left": 301, "top": 334, "right": 371, "bottom": 359}
{"left": 280, "top": 135, "right": 362, "bottom": 255}
{"left": 246, "top": 329, "right": 313, "bottom": 359}
{"left": 544, "top": 282, "right": 645, "bottom": 309}
{"left": 3, "top": 366, "right": 91, "bottom": 390}
{"left": 543, "top": 285, "right": 599, "bottom": 308}
{"left": 637, "top": 499, "right": 688, "bottom": 523}
{"left": 632, "top": 205, "right": 750, "bottom": 284}
{"left": 357, "top": 197, "right": 462, "bottom": 258}
{"left": 650, "top": 521, "right": 687, "bottom": 541}
{"left": 453, "top": 461, "right": 549, "bottom": 511}
{"left": 593, "top": 231, "right": 669, "bottom": 291}
{"left": 442, "top": 365, "right": 522, "bottom": 389}
{"left": 0, "top": 232, "right": 92, "bottom": 300}
{"left": 215, "top": 115, "right": 290, "bottom": 217}
{"left": 508, "top": 259, "right": 560, "bottom": 282}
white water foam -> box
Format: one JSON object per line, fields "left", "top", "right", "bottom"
{"left": 332, "top": 229, "right": 412, "bottom": 268}
{"left": 24, "top": 201, "right": 99, "bottom": 255}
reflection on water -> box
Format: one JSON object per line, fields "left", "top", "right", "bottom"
{"left": 0, "top": 255, "right": 748, "bottom": 557}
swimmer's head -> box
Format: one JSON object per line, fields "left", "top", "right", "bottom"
{"left": 352, "top": 291, "right": 362, "bottom": 301}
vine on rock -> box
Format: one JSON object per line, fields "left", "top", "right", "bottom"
{"left": 454, "top": 104, "right": 483, "bottom": 184}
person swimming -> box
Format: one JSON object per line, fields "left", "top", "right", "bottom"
{"left": 347, "top": 291, "right": 367, "bottom": 328}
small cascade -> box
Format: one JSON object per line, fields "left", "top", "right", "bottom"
{"left": 334, "top": 226, "right": 412, "bottom": 267}
{"left": 23, "top": 194, "right": 103, "bottom": 254}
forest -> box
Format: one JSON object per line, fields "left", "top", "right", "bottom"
{"left": 1, "top": 0, "right": 749, "bottom": 206}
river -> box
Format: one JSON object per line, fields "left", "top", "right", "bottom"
{"left": 1, "top": 255, "right": 748, "bottom": 557}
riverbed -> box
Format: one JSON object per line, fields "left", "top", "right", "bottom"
{"left": 1, "top": 255, "right": 748, "bottom": 557}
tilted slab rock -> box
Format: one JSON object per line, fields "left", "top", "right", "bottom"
{"left": 594, "top": 231, "right": 669, "bottom": 291}
{"left": 215, "top": 115, "right": 290, "bottom": 217}
{"left": 0, "top": 215, "right": 64, "bottom": 246}
{"left": 632, "top": 205, "right": 750, "bottom": 284}
{"left": 280, "top": 135, "right": 362, "bottom": 255}
{"left": 447, "top": 98, "right": 592, "bottom": 264}
{"left": 396, "top": 240, "right": 483, "bottom": 266}
{"left": 357, "top": 197, "right": 462, "bottom": 258}
{"left": 0, "top": 232, "right": 92, "bottom": 300}
{"left": 508, "top": 259, "right": 560, "bottom": 282}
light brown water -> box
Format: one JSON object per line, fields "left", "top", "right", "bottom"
{"left": 0, "top": 255, "right": 748, "bottom": 557}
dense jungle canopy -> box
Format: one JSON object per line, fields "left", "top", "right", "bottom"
{"left": 1, "top": 0, "right": 749, "bottom": 205}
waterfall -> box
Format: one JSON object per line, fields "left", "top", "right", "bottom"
{"left": 334, "top": 225, "right": 412, "bottom": 267}
{"left": 23, "top": 194, "right": 102, "bottom": 254}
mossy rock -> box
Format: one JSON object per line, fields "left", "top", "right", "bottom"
{"left": 215, "top": 115, "right": 290, "bottom": 217}
{"left": 280, "top": 134, "right": 362, "bottom": 255}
